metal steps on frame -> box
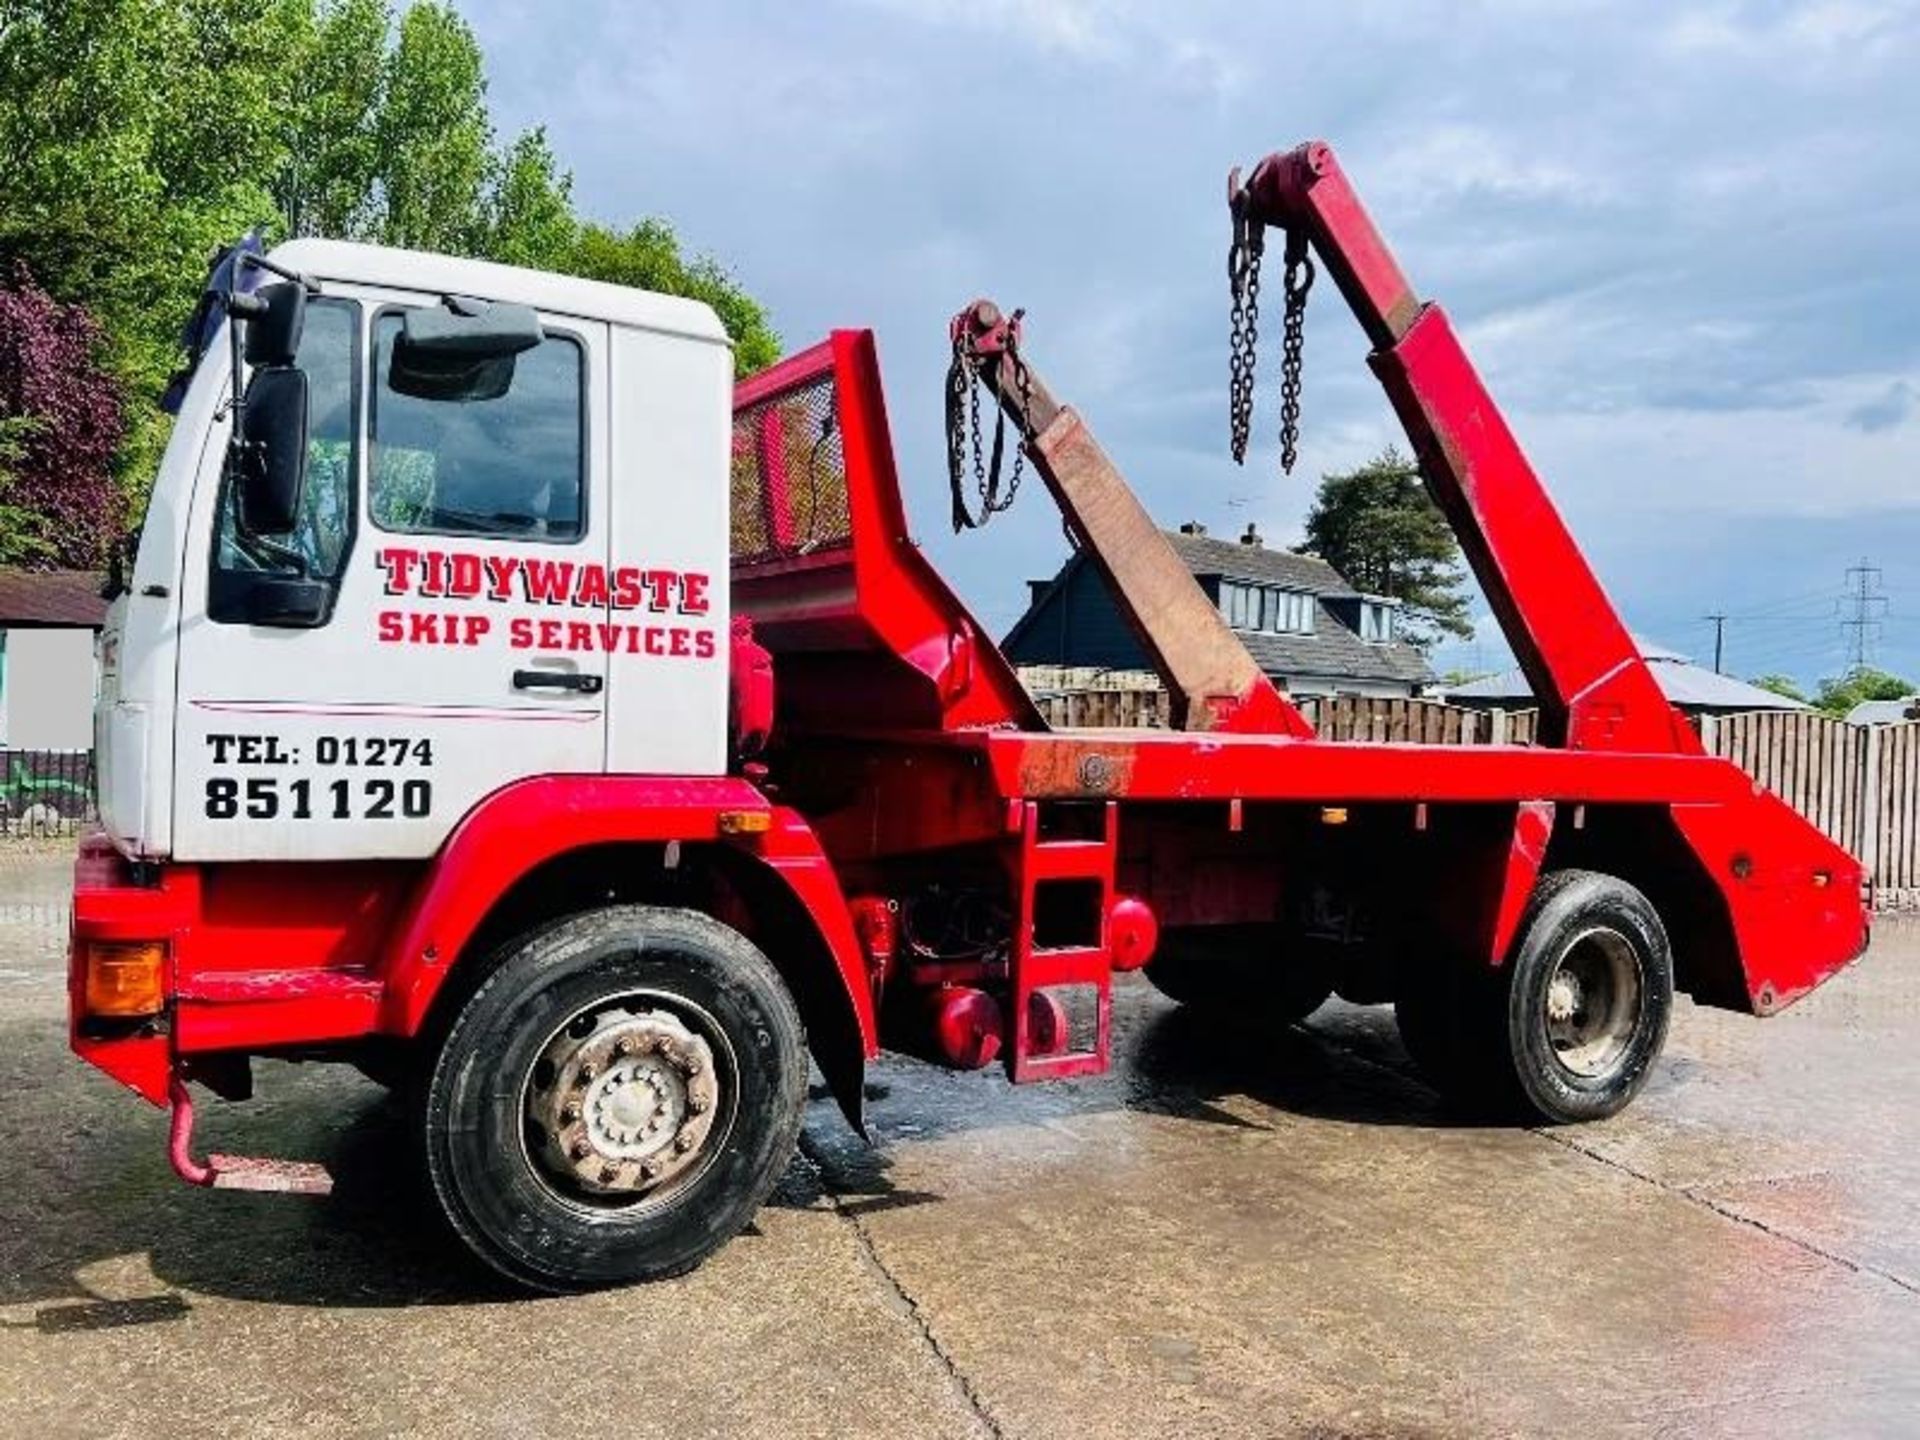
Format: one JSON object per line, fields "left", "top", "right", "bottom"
{"left": 1007, "top": 800, "right": 1117, "bottom": 1082}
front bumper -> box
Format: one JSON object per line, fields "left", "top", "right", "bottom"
{"left": 69, "top": 834, "right": 192, "bottom": 1106}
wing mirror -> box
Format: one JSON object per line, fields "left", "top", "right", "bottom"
{"left": 233, "top": 366, "right": 310, "bottom": 535}
{"left": 226, "top": 281, "right": 312, "bottom": 538}
{"left": 389, "top": 296, "right": 543, "bottom": 402}
{"left": 240, "top": 279, "right": 306, "bottom": 367}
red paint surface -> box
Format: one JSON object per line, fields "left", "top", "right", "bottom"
{"left": 70, "top": 778, "right": 880, "bottom": 1104}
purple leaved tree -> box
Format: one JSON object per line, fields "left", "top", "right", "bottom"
{"left": 0, "top": 264, "right": 125, "bottom": 569}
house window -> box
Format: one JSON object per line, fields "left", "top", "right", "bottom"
{"left": 1220, "top": 582, "right": 1313, "bottom": 636}
{"left": 1359, "top": 602, "right": 1394, "bottom": 643}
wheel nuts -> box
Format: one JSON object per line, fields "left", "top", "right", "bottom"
{"left": 529, "top": 1004, "right": 723, "bottom": 1197}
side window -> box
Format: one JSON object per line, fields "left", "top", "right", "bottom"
{"left": 210, "top": 298, "right": 359, "bottom": 618}
{"left": 370, "top": 312, "right": 585, "bottom": 541}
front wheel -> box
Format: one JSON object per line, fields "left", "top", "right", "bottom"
{"left": 1396, "top": 870, "right": 1673, "bottom": 1124}
{"left": 423, "top": 906, "right": 807, "bottom": 1292}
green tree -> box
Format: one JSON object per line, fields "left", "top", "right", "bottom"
{"left": 564, "top": 220, "right": 780, "bottom": 374}
{"left": 1811, "top": 667, "right": 1915, "bottom": 718}
{"left": 0, "top": 0, "right": 781, "bottom": 564}
{"left": 1303, "top": 447, "right": 1473, "bottom": 649}
{"left": 369, "top": 1, "right": 491, "bottom": 252}
{"left": 1749, "top": 673, "right": 1809, "bottom": 705}
{"left": 485, "top": 127, "right": 577, "bottom": 270}
{"left": 278, "top": 0, "right": 388, "bottom": 239}
{"left": 0, "top": 0, "right": 306, "bottom": 485}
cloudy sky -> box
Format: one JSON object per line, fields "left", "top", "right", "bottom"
{"left": 462, "top": 0, "right": 1919, "bottom": 688}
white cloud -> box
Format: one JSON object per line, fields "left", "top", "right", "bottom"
{"left": 1664, "top": 0, "right": 1917, "bottom": 58}
{"left": 1370, "top": 124, "right": 1616, "bottom": 215}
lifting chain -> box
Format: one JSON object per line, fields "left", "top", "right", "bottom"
{"left": 946, "top": 308, "right": 1035, "bottom": 532}
{"left": 1227, "top": 199, "right": 1264, "bottom": 465}
{"left": 1277, "top": 226, "right": 1314, "bottom": 476}
{"left": 1228, "top": 199, "right": 1313, "bottom": 476}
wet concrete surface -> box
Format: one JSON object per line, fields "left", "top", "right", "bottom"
{"left": 2, "top": 844, "right": 1916, "bottom": 1437}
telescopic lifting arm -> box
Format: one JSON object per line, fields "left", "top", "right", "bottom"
{"left": 1231, "top": 142, "right": 1698, "bottom": 754}
{"left": 964, "top": 140, "right": 1700, "bottom": 754}
{"left": 952, "top": 301, "right": 1311, "bottom": 737}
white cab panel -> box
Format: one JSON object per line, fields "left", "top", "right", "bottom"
{"left": 171, "top": 293, "right": 614, "bottom": 861}
{"left": 604, "top": 323, "right": 732, "bottom": 777}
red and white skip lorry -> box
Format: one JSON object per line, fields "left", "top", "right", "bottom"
{"left": 71, "top": 142, "right": 1869, "bottom": 1291}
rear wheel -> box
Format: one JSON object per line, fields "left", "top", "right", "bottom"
{"left": 423, "top": 905, "right": 807, "bottom": 1292}
{"left": 1395, "top": 870, "right": 1673, "bottom": 1123}
{"left": 1142, "top": 924, "right": 1334, "bottom": 1024}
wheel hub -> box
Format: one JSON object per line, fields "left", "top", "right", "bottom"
{"left": 527, "top": 1008, "right": 720, "bottom": 1196}
{"left": 1545, "top": 972, "right": 1582, "bottom": 1023}
{"left": 1544, "top": 927, "right": 1642, "bottom": 1079}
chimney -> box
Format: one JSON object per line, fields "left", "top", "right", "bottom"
{"left": 1178, "top": 521, "right": 1208, "bottom": 536}
{"left": 1241, "top": 523, "right": 1263, "bottom": 547}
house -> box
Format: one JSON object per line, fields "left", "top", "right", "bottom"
{"left": 1446, "top": 640, "right": 1811, "bottom": 717}
{"left": 1002, "top": 522, "right": 1434, "bottom": 698}
{"left": 0, "top": 569, "right": 107, "bottom": 750}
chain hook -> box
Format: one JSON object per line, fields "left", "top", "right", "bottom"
{"left": 946, "top": 303, "right": 1033, "bottom": 532}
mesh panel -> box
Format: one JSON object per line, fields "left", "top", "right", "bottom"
{"left": 730, "top": 373, "right": 851, "bottom": 566}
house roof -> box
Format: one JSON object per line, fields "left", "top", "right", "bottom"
{"left": 1162, "top": 530, "right": 1356, "bottom": 595}
{"left": 1446, "top": 639, "right": 1811, "bottom": 712}
{"left": 1238, "top": 602, "right": 1434, "bottom": 686}
{"left": 1002, "top": 529, "right": 1433, "bottom": 688}
{"left": 0, "top": 570, "right": 108, "bottom": 628}
{"left": 1846, "top": 696, "right": 1920, "bottom": 725}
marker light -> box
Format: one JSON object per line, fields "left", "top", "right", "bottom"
{"left": 84, "top": 941, "right": 168, "bottom": 1018}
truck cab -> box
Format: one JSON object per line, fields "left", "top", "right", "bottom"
{"left": 102, "top": 240, "right": 734, "bottom": 864}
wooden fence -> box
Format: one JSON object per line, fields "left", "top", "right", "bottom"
{"left": 1701, "top": 711, "right": 1920, "bottom": 903}
{"left": 1017, "top": 670, "right": 1920, "bottom": 905}
{"left": 1296, "top": 696, "right": 1540, "bottom": 746}
{"left": 1018, "top": 673, "right": 1541, "bottom": 746}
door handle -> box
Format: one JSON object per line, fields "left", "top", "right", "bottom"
{"left": 512, "top": 669, "right": 603, "bottom": 695}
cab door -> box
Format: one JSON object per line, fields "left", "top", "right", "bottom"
{"left": 173, "top": 290, "right": 611, "bottom": 862}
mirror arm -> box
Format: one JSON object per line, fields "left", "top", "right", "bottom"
{"left": 223, "top": 289, "right": 254, "bottom": 457}
{"left": 235, "top": 251, "right": 319, "bottom": 295}
{"left": 241, "top": 532, "right": 311, "bottom": 579}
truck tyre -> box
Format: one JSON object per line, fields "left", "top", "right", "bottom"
{"left": 422, "top": 905, "right": 807, "bottom": 1292}
{"left": 1395, "top": 870, "right": 1673, "bottom": 1124}
{"left": 1142, "top": 924, "right": 1334, "bottom": 1024}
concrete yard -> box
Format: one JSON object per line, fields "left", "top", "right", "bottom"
{"left": 2, "top": 844, "right": 1915, "bottom": 1438}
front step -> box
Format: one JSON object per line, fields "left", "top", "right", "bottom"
{"left": 168, "top": 1077, "right": 334, "bottom": 1196}
{"left": 1007, "top": 802, "right": 1117, "bottom": 1082}
{"left": 204, "top": 1153, "right": 334, "bottom": 1196}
